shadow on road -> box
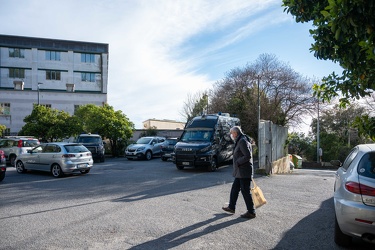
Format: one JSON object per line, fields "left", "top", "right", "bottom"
{"left": 274, "top": 198, "right": 373, "bottom": 250}
{"left": 128, "top": 213, "right": 247, "bottom": 249}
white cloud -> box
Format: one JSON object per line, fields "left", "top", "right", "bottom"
{"left": 0, "top": 0, "right": 295, "bottom": 128}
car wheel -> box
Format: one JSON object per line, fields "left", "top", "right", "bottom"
{"left": 81, "top": 169, "right": 90, "bottom": 174}
{"left": 207, "top": 158, "right": 217, "bottom": 172}
{"left": 127, "top": 158, "right": 133, "bottom": 161}
{"left": 51, "top": 164, "right": 64, "bottom": 178}
{"left": 334, "top": 214, "right": 352, "bottom": 247}
{"left": 16, "top": 161, "right": 26, "bottom": 173}
{"left": 10, "top": 155, "right": 16, "bottom": 167}
{"left": 145, "top": 151, "right": 152, "bottom": 161}
{"left": 176, "top": 165, "right": 184, "bottom": 170}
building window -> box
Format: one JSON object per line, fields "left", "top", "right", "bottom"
{"left": 46, "top": 70, "right": 61, "bottom": 80}
{"left": 9, "top": 68, "right": 25, "bottom": 78}
{"left": 81, "top": 72, "right": 96, "bottom": 82}
{"left": 41, "top": 104, "right": 52, "bottom": 108}
{"left": 81, "top": 53, "right": 95, "bottom": 63}
{"left": 0, "top": 103, "right": 10, "bottom": 115}
{"left": 9, "top": 48, "right": 25, "bottom": 58}
{"left": 45, "top": 51, "right": 61, "bottom": 61}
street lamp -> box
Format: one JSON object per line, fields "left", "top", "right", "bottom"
{"left": 37, "top": 82, "right": 43, "bottom": 105}
{"left": 257, "top": 75, "right": 261, "bottom": 169}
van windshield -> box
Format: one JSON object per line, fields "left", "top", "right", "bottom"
{"left": 180, "top": 130, "right": 213, "bottom": 142}
{"left": 77, "top": 137, "right": 101, "bottom": 143}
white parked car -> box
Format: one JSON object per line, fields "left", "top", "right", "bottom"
{"left": 125, "top": 136, "right": 166, "bottom": 160}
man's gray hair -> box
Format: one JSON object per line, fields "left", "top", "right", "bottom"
{"left": 230, "top": 126, "right": 243, "bottom": 134}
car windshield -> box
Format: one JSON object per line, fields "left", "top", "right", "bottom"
{"left": 180, "top": 130, "right": 213, "bottom": 142}
{"left": 357, "top": 152, "right": 375, "bottom": 179}
{"left": 65, "top": 144, "right": 90, "bottom": 153}
{"left": 77, "top": 137, "right": 101, "bottom": 143}
{"left": 136, "top": 138, "right": 152, "bottom": 144}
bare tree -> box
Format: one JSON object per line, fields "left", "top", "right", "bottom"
{"left": 180, "top": 91, "right": 208, "bottom": 122}
{"left": 210, "top": 54, "right": 316, "bottom": 140}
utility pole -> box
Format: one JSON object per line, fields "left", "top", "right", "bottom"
{"left": 317, "top": 98, "right": 320, "bottom": 163}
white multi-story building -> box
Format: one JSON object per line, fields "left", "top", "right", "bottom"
{"left": 0, "top": 34, "right": 109, "bottom": 135}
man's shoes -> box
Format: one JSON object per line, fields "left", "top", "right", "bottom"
{"left": 240, "top": 211, "right": 256, "bottom": 219}
{"left": 222, "top": 206, "right": 235, "bottom": 213}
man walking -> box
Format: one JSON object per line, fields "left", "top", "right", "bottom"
{"left": 222, "top": 126, "right": 256, "bottom": 219}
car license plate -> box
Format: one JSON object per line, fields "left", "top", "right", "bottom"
{"left": 77, "top": 164, "right": 87, "bottom": 168}
{"left": 182, "top": 162, "right": 190, "bottom": 166}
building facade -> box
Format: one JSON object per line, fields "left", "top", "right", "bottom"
{"left": 142, "top": 118, "right": 185, "bottom": 130}
{"left": 0, "top": 34, "right": 109, "bottom": 135}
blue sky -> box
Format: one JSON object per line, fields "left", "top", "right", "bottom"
{"left": 0, "top": 0, "right": 342, "bottom": 130}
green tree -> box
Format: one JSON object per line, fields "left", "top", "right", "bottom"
{"left": 0, "top": 124, "right": 6, "bottom": 137}
{"left": 283, "top": 0, "right": 375, "bottom": 103}
{"left": 140, "top": 126, "right": 158, "bottom": 137}
{"left": 287, "top": 132, "right": 315, "bottom": 160}
{"left": 310, "top": 104, "right": 368, "bottom": 161}
{"left": 74, "top": 104, "right": 134, "bottom": 156}
{"left": 352, "top": 115, "right": 375, "bottom": 141}
{"left": 19, "top": 105, "right": 74, "bottom": 141}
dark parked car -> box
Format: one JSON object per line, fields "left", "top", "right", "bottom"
{"left": 332, "top": 144, "right": 375, "bottom": 247}
{"left": 161, "top": 138, "right": 178, "bottom": 161}
{"left": 0, "top": 150, "right": 6, "bottom": 182}
{"left": 76, "top": 133, "right": 106, "bottom": 162}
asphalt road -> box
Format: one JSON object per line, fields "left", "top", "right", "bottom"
{"left": 0, "top": 157, "right": 373, "bottom": 250}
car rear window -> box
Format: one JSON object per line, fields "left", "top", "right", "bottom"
{"left": 21, "top": 139, "right": 39, "bottom": 147}
{"left": 357, "top": 152, "right": 375, "bottom": 179}
{"left": 64, "top": 144, "right": 90, "bottom": 153}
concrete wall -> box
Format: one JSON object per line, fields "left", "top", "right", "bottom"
{"left": 258, "top": 120, "right": 289, "bottom": 174}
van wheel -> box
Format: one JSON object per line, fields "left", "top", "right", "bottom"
{"left": 334, "top": 215, "right": 351, "bottom": 246}
{"left": 145, "top": 151, "right": 152, "bottom": 160}
{"left": 176, "top": 165, "right": 184, "bottom": 170}
{"left": 207, "top": 158, "right": 217, "bottom": 172}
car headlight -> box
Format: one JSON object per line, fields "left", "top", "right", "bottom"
{"left": 137, "top": 147, "right": 145, "bottom": 151}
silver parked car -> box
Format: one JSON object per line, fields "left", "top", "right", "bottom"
{"left": 0, "top": 137, "right": 40, "bottom": 166}
{"left": 15, "top": 142, "right": 94, "bottom": 178}
{"left": 332, "top": 144, "right": 375, "bottom": 247}
{"left": 125, "top": 136, "right": 166, "bottom": 160}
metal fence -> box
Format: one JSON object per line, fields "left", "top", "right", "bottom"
{"left": 258, "top": 120, "right": 288, "bottom": 174}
